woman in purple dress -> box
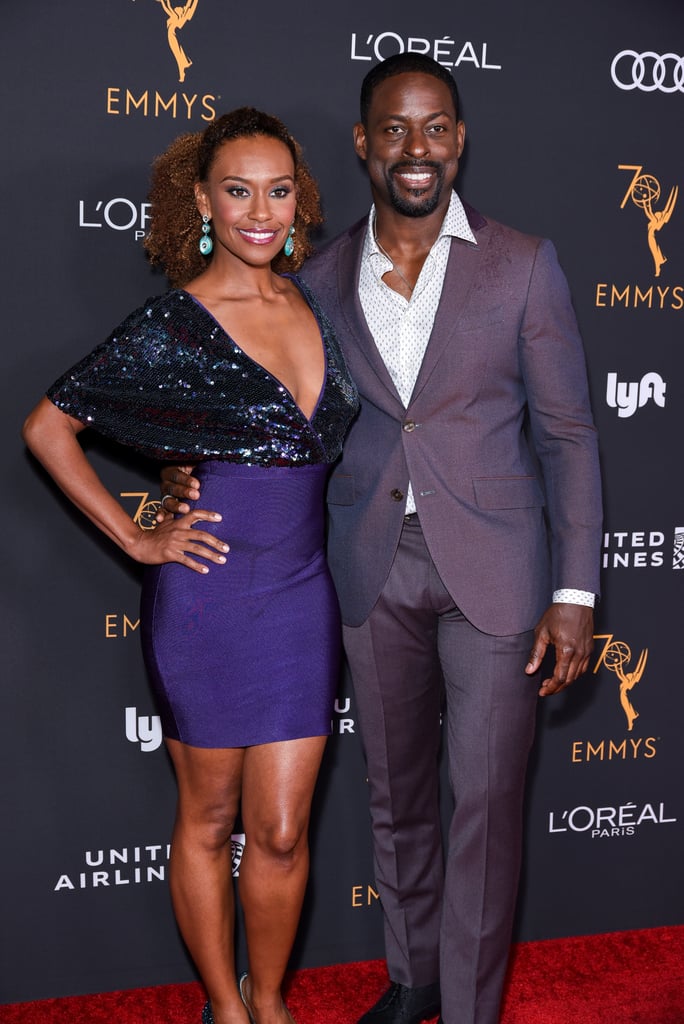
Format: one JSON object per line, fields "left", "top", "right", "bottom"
{"left": 23, "top": 109, "right": 358, "bottom": 1024}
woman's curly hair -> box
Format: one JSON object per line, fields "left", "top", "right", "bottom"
{"left": 144, "top": 108, "right": 323, "bottom": 287}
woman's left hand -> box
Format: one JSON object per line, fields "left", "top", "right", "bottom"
{"left": 127, "top": 508, "right": 229, "bottom": 574}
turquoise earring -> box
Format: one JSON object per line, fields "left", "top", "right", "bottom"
{"left": 199, "top": 214, "right": 213, "bottom": 256}
{"left": 284, "top": 225, "right": 295, "bottom": 257}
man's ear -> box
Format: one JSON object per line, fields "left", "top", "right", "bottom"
{"left": 352, "top": 122, "right": 367, "bottom": 161}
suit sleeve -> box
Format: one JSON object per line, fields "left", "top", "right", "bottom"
{"left": 518, "top": 239, "right": 603, "bottom": 596}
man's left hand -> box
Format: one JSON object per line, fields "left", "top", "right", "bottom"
{"left": 525, "top": 604, "right": 594, "bottom": 697}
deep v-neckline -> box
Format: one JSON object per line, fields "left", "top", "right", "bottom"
{"left": 181, "top": 282, "right": 328, "bottom": 424}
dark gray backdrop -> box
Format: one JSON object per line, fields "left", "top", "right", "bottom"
{"left": 2, "top": 0, "right": 683, "bottom": 1004}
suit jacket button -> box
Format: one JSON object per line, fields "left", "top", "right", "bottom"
{"left": 403, "top": 420, "right": 416, "bottom": 432}
{"left": 390, "top": 489, "right": 404, "bottom": 502}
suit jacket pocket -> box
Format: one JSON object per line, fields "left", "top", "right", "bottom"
{"left": 327, "top": 473, "right": 355, "bottom": 506}
{"left": 473, "top": 476, "right": 545, "bottom": 510}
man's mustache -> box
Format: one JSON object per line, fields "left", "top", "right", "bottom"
{"left": 389, "top": 160, "right": 441, "bottom": 174}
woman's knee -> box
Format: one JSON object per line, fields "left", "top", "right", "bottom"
{"left": 248, "top": 815, "right": 309, "bottom": 863}
{"left": 175, "top": 797, "right": 239, "bottom": 851}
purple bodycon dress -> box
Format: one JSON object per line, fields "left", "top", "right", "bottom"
{"left": 47, "top": 279, "right": 358, "bottom": 748}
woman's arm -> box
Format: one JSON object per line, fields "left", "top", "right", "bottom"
{"left": 22, "top": 398, "right": 228, "bottom": 574}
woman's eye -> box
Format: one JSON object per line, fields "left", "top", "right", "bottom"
{"left": 228, "top": 187, "right": 249, "bottom": 197}
{"left": 271, "top": 187, "right": 291, "bottom": 198}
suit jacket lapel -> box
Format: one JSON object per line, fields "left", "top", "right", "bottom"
{"left": 335, "top": 221, "right": 406, "bottom": 410}
{"left": 410, "top": 224, "right": 488, "bottom": 405}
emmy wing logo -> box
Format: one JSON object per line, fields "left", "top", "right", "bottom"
{"left": 593, "top": 634, "right": 648, "bottom": 732}
{"left": 619, "top": 165, "right": 678, "bottom": 278}
{"left": 155, "top": 0, "right": 199, "bottom": 82}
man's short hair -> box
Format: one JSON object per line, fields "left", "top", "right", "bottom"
{"left": 360, "top": 53, "right": 460, "bottom": 125}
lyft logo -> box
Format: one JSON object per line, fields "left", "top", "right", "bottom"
{"left": 125, "top": 707, "right": 162, "bottom": 752}
{"left": 606, "top": 371, "right": 666, "bottom": 417}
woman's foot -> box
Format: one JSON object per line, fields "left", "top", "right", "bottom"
{"left": 204, "top": 990, "right": 254, "bottom": 1024}
{"left": 238, "top": 974, "right": 296, "bottom": 1024}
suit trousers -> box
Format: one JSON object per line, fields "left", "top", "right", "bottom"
{"left": 342, "top": 516, "right": 538, "bottom": 1024}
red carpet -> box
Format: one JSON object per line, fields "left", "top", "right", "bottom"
{"left": 2, "top": 927, "right": 682, "bottom": 1024}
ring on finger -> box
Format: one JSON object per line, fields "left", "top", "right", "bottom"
{"left": 160, "top": 494, "right": 174, "bottom": 510}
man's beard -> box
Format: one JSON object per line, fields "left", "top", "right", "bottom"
{"left": 386, "top": 160, "right": 445, "bottom": 217}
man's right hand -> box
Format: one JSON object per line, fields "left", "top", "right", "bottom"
{"left": 157, "top": 464, "right": 203, "bottom": 520}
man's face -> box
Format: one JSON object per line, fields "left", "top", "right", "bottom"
{"left": 354, "top": 72, "right": 465, "bottom": 219}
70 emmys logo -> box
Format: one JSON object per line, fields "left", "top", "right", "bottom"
{"left": 593, "top": 633, "right": 648, "bottom": 732}
{"left": 570, "top": 629, "right": 661, "bottom": 763}
{"left": 120, "top": 491, "right": 161, "bottom": 530}
{"left": 619, "top": 165, "right": 678, "bottom": 278}
{"left": 594, "top": 165, "right": 683, "bottom": 311}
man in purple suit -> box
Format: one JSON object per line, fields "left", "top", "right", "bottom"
{"left": 162, "top": 54, "right": 602, "bottom": 1024}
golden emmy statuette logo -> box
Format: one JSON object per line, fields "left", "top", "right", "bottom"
{"left": 619, "top": 164, "right": 678, "bottom": 278}
{"left": 120, "top": 491, "right": 161, "bottom": 530}
{"left": 155, "top": 0, "right": 199, "bottom": 82}
{"left": 593, "top": 633, "right": 648, "bottom": 731}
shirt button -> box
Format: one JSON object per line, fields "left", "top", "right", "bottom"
{"left": 403, "top": 421, "right": 416, "bottom": 432}
{"left": 390, "top": 489, "right": 404, "bottom": 502}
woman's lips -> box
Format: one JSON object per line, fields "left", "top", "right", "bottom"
{"left": 238, "top": 228, "right": 280, "bottom": 244}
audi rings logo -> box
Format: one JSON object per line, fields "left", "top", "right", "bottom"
{"left": 611, "top": 51, "right": 684, "bottom": 93}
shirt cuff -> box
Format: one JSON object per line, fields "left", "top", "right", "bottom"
{"left": 552, "top": 589, "right": 595, "bottom": 608}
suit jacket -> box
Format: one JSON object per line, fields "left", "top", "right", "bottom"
{"left": 301, "top": 202, "right": 602, "bottom": 635}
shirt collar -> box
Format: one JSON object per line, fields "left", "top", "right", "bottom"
{"left": 363, "top": 190, "right": 477, "bottom": 261}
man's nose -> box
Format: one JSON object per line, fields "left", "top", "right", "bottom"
{"left": 403, "top": 128, "right": 429, "bottom": 158}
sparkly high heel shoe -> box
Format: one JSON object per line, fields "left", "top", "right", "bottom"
{"left": 202, "top": 1002, "right": 215, "bottom": 1024}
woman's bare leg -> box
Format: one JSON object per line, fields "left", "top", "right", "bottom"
{"left": 238, "top": 736, "right": 327, "bottom": 1024}
{"left": 166, "top": 738, "right": 251, "bottom": 1024}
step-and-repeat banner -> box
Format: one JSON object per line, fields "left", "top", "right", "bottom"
{"left": 3, "top": 0, "right": 682, "bottom": 1004}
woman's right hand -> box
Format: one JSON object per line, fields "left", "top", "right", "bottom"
{"left": 128, "top": 508, "right": 229, "bottom": 574}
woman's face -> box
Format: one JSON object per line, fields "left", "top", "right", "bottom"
{"left": 196, "top": 134, "right": 297, "bottom": 268}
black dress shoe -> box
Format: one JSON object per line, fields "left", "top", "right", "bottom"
{"left": 357, "top": 982, "right": 441, "bottom": 1024}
